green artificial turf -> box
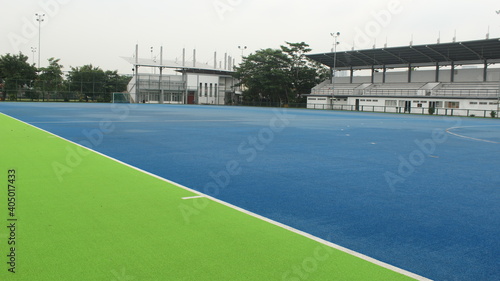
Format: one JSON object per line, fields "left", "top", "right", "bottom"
{"left": 0, "top": 113, "right": 420, "bottom": 280}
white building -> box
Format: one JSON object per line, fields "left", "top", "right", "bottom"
{"left": 123, "top": 46, "right": 240, "bottom": 105}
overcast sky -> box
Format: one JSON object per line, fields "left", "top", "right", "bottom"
{"left": 2, "top": 0, "right": 500, "bottom": 74}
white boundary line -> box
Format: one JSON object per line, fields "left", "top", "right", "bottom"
{"left": 182, "top": 195, "right": 205, "bottom": 200}
{"left": 29, "top": 118, "right": 393, "bottom": 124}
{"left": 446, "top": 125, "right": 500, "bottom": 144}
{"left": 1, "top": 112, "right": 432, "bottom": 281}
{"left": 29, "top": 120, "right": 248, "bottom": 124}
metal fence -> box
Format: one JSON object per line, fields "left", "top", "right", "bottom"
{"left": 0, "top": 79, "right": 129, "bottom": 102}
{"left": 236, "top": 102, "right": 499, "bottom": 118}
{"left": 1, "top": 90, "right": 107, "bottom": 102}
{"left": 1, "top": 93, "right": 498, "bottom": 118}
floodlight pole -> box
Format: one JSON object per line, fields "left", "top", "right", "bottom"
{"left": 135, "top": 44, "right": 140, "bottom": 103}
{"left": 31, "top": 47, "right": 37, "bottom": 65}
{"left": 497, "top": 54, "right": 500, "bottom": 117}
{"left": 330, "top": 32, "right": 340, "bottom": 109}
{"left": 497, "top": 14, "right": 500, "bottom": 117}
{"left": 238, "top": 46, "right": 247, "bottom": 98}
{"left": 35, "top": 13, "right": 45, "bottom": 69}
{"left": 238, "top": 46, "right": 247, "bottom": 62}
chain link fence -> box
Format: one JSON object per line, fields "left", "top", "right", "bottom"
{"left": 0, "top": 79, "right": 129, "bottom": 102}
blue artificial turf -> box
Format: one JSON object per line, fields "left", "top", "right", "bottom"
{"left": 1, "top": 102, "right": 499, "bottom": 281}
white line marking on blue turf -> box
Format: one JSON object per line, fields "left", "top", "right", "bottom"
{"left": 446, "top": 125, "right": 500, "bottom": 144}
{"left": 182, "top": 195, "right": 205, "bottom": 200}
{"left": 1, "top": 112, "right": 432, "bottom": 281}
{"left": 29, "top": 118, "right": 392, "bottom": 124}
{"left": 37, "top": 119, "right": 250, "bottom": 124}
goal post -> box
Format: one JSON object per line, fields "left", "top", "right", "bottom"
{"left": 112, "top": 92, "right": 132, "bottom": 103}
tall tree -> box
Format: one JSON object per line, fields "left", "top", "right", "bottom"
{"left": 103, "top": 70, "right": 131, "bottom": 102}
{"left": 66, "top": 65, "right": 131, "bottom": 102}
{"left": 36, "top": 57, "right": 64, "bottom": 101}
{"left": 234, "top": 42, "right": 329, "bottom": 104}
{"left": 0, "top": 53, "right": 37, "bottom": 100}
{"left": 234, "top": 48, "right": 291, "bottom": 104}
{"left": 281, "top": 42, "right": 329, "bottom": 101}
{"left": 66, "top": 64, "right": 106, "bottom": 102}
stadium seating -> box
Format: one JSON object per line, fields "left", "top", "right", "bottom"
{"left": 434, "top": 82, "right": 499, "bottom": 97}
{"left": 310, "top": 81, "right": 499, "bottom": 98}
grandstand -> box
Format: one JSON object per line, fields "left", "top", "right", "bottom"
{"left": 306, "top": 38, "right": 500, "bottom": 116}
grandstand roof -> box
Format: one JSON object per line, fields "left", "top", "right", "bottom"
{"left": 307, "top": 38, "right": 500, "bottom": 70}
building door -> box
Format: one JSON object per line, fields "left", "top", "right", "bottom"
{"left": 355, "top": 99, "right": 360, "bottom": 111}
{"left": 187, "top": 91, "right": 195, "bottom": 104}
{"left": 404, "top": 100, "right": 412, "bottom": 113}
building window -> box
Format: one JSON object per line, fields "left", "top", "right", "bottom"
{"left": 215, "top": 83, "right": 218, "bottom": 97}
{"left": 479, "top": 102, "right": 487, "bottom": 105}
{"left": 308, "top": 98, "right": 317, "bottom": 101}
{"left": 446, "top": 101, "right": 459, "bottom": 108}
{"left": 205, "top": 83, "right": 208, "bottom": 96}
{"left": 385, "top": 100, "right": 397, "bottom": 106}
{"left": 210, "top": 83, "right": 213, "bottom": 97}
{"left": 199, "top": 83, "right": 203, "bottom": 96}
{"left": 469, "top": 102, "right": 478, "bottom": 105}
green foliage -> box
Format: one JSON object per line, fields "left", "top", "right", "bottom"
{"left": 0, "top": 52, "right": 131, "bottom": 102}
{"left": 66, "top": 65, "right": 131, "bottom": 102}
{"left": 234, "top": 42, "right": 328, "bottom": 104}
{"left": 235, "top": 48, "right": 291, "bottom": 103}
{"left": 491, "top": 111, "right": 497, "bottom": 118}
{"left": 36, "top": 57, "right": 64, "bottom": 100}
{"left": 103, "top": 70, "right": 131, "bottom": 102}
{"left": 67, "top": 64, "right": 105, "bottom": 101}
{"left": 0, "top": 53, "right": 37, "bottom": 100}
{"left": 280, "top": 42, "right": 330, "bottom": 98}
{"left": 428, "top": 107, "right": 435, "bottom": 115}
